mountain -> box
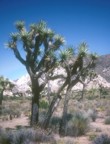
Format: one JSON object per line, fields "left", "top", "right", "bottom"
{"left": 12, "top": 74, "right": 31, "bottom": 95}
{"left": 95, "top": 54, "right": 110, "bottom": 82}
{"left": 4, "top": 54, "right": 110, "bottom": 96}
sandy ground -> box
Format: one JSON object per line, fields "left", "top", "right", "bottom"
{"left": 0, "top": 116, "right": 29, "bottom": 129}
{"left": 0, "top": 115, "right": 110, "bottom": 144}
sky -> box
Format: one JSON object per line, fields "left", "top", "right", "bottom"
{"left": 0, "top": 0, "right": 110, "bottom": 80}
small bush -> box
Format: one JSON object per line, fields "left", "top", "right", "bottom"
{"left": 87, "top": 109, "right": 97, "bottom": 122}
{"left": 50, "top": 116, "right": 61, "bottom": 133}
{"left": 66, "top": 113, "right": 73, "bottom": 121}
{"left": 95, "top": 128, "right": 102, "bottom": 132}
{"left": 39, "top": 100, "right": 49, "bottom": 109}
{"left": 0, "top": 128, "right": 13, "bottom": 144}
{"left": 39, "top": 110, "right": 46, "bottom": 125}
{"left": 1, "top": 106, "right": 21, "bottom": 119}
{"left": 50, "top": 116, "right": 61, "bottom": 126}
{"left": 93, "top": 134, "right": 110, "bottom": 144}
{"left": 105, "top": 117, "right": 110, "bottom": 124}
{"left": 106, "top": 109, "right": 110, "bottom": 116}
{"left": 0, "top": 128, "right": 55, "bottom": 144}
{"left": 88, "top": 132, "right": 97, "bottom": 141}
{"left": 67, "top": 111, "right": 89, "bottom": 136}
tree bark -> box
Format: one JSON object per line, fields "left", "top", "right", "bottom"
{"left": 43, "top": 80, "right": 68, "bottom": 129}
{"left": 0, "top": 90, "right": 4, "bottom": 115}
{"left": 43, "top": 95, "right": 61, "bottom": 129}
{"left": 30, "top": 76, "right": 40, "bottom": 126}
{"left": 79, "top": 83, "right": 86, "bottom": 100}
{"left": 59, "top": 78, "right": 79, "bottom": 135}
{"left": 59, "top": 89, "right": 70, "bottom": 136}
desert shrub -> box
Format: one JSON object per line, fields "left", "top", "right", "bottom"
{"left": 0, "top": 128, "right": 13, "bottom": 144}
{"left": 66, "top": 113, "right": 73, "bottom": 121}
{"left": 14, "top": 128, "right": 55, "bottom": 144}
{"left": 57, "top": 139, "right": 76, "bottom": 144}
{"left": 0, "top": 128, "right": 55, "bottom": 144}
{"left": 16, "top": 125, "right": 23, "bottom": 130}
{"left": 106, "top": 109, "right": 110, "bottom": 116}
{"left": 49, "top": 116, "right": 61, "bottom": 133}
{"left": 65, "top": 140, "right": 75, "bottom": 144}
{"left": 39, "top": 100, "right": 49, "bottom": 109}
{"left": 38, "top": 110, "right": 47, "bottom": 125}
{"left": 104, "top": 116, "right": 110, "bottom": 124}
{"left": 1, "top": 103, "right": 22, "bottom": 119}
{"left": 95, "top": 128, "right": 102, "bottom": 132}
{"left": 88, "top": 133, "right": 97, "bottom": 141}
{"left": 50, "top": 116, "right": 61, "bottom": 126}
{"left": 87, "top": 109, "right": 97, "bottom": 122}
{"left": 67, "top": 111, "right": 89, "bottom": 136}
{"left": 50, "top": 114, "right": 73, "bottom": 133}
{"left": 93, "top": 134, "right": 110, "bottom": 144}
{"left": 2, "top": 107, "right": 21, "bottom": 119}
{"left": 12, "top": 128, "right": 42, "bottom": 144}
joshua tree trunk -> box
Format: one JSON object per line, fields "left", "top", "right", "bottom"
{"left": 80, "top": 83, "right": 86, "bottom": 100}
{"left": 30, "top": 76, "right": 40, "bottom": 126}
{"left": 0, "top": 90, "right": 4, "bottom": 115}
{"left": 59, "top": 78, "right": 79, "bottom": 135}
{"left": 59, "top": 89, "right": 70, "bottom": 136}
{"left": 43, "top": 95, "right": 61, "bottom": 129}
{"left": 43, "top": 80, "right": 68, "bottom": 129}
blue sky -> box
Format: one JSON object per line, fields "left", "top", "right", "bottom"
{"left": 0, "top": 0, "right": 110, "bottom": 80}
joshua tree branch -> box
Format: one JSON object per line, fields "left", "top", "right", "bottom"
{"left": 13, "top": 47, "right": 26, "bottom": 65}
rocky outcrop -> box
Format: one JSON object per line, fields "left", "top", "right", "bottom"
{"left": 95, "top": 54, "right": 110, "bottom": 82}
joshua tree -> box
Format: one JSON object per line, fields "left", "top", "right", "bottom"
{"left": 58, "top": 44, "right": 98, "bottom": 136}
{"left": 99, "top": 84, "right": 107, "bottom": 99}
{"left": 43, "top": 43, "right": 97, "bottom": 130}
{"left": 79, "top": 69, "right": 97, "bottom": 100}
{"left": 0, "top": 76, "right": 13, "bottom": 115}
{"left": 7, "top": 20, "right": 65, "bottom": 125}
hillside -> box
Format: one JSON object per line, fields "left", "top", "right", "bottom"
{"left": 95, "top": 54, "right": 110, "bottom": 82}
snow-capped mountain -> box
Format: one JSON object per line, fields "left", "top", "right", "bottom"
{"left": 12, "top": 74, "right": 31, "bottom": 96}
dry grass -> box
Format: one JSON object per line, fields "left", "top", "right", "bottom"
{"left": 0, "top": 97, "right": 110, "bottom": 144}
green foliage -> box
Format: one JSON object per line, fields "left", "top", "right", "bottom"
{"left": 88, "top": 133, "right": 97, "bottom": 141}
{"left": 6, "top": 20, "right": 66, "bottom": 74}
{"left": 15, "top": 21, "right": 25, "bottom": 31}
{"left": 39, "top": 100, "right": 49, "bottom": 109}
{"left": 78, "top": 42, "right": 88, "bottom": 57}
{"left": 0, "top": 76, "right": 14, "bottom": 93}
{"left": 60, "top": 46, "right": 74, "bottom": 62}
{"left": 0, "top": 76, "right": 8, "bottom": 92}
{"left": 0, "top": 129, "right": 12, "bottom": 144}
{"left": 67, "top": 111, "right": 89, "bottom": 136}
{"left": 50, "top": 116, "right": 61, "bottom": 126}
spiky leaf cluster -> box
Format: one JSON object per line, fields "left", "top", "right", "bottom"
{"left": 6, "top": 20, "right": 65, "bottom": 75}
{"left": 78, "top": 42, "right": 88, "bottom": 57}
{"left": 60, "top": 46, "right": 74, "bottom": 62}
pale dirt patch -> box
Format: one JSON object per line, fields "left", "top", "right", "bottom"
{"left": 0, "top": 116, "right": 29, "bottom": 129}
{"left": 90, "top": 117, "right": 110, "bottom": 135}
